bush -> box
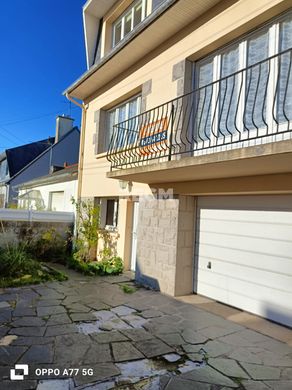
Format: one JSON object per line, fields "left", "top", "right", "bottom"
{"left": 0, "top": 244, "right": 68, "bottom": 287}
{"left": 27, "top": 228, "right": 68, "bottom": 263}
{"left": 68, "top": 255, "right": 123, "bottom": 276}
{"left": 0, "top": 244, "right": 38, "bottom": 278}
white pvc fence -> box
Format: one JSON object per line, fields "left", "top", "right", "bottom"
{"left": 0, "top": 209, "right": 74, "bottom": 223}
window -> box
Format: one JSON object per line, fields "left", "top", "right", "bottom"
{"left": 96, "top": 198, "right": 119, "bottom": 229}
{"left": 105, "top": 95, "right": 141, "bottom": 151}
{"left": 195, "top": 11, "right": 292, "bottom": 141}
{"left": 49, "top": 191, "right": 64, "bottom": 211}
{"left": 106, "top": 199, "right": 119, "bottom": 227}
{"left": 112, "top": 0, "right": 147, "bottom": 47}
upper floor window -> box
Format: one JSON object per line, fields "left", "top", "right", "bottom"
{"left": 112, "top": 0, "right": 147, "bottom": 47}
{"left": 105, "top": 95, "right": 141, "bottom": 151}
{"left": 195, "top": 11, "right": 292, "bottom": 140}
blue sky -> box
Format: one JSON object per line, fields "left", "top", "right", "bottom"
{"left": 0, "top": 0, "right": 86, "bottom": 151}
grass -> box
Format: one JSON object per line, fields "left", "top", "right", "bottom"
{"left": 0, "top": 269, "right": 67, "bottom": 288}
{"left": 120, "top": 283, "right": 137, "bottom": 294}
{"left": 0, "top": 244, "right": 68, "bottom": 288}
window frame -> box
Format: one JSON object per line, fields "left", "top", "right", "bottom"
{"left": 193, "top": 10, "right": 292, "bottom": 147}
{"left": 112, "top": 0, "right": 147, "bottom": 48}
{"left": 105, "top": 94, "right": 142, "bottom": 152}
{"left": 96, "top": 197, "right": 119, "bottom": 230}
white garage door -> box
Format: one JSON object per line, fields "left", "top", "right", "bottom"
{"left": 195, "top": 195, "right": 292, "bottom": 327}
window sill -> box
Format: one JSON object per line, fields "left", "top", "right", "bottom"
{"left": 100, "top": 226, "right": 118, "bottom": 233}
{"left": 96, "top": 152, "right": 108, "bottom": 160}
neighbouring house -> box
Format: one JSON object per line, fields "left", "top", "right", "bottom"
{"left": 18, "top": 164, "right": 78, "bottom": 212}
{"left": 7, "top": 116, "right": 80, "bottom": 206}
{"left": 0, "top": 138, "right": 54, "bottom": 207}
{"left": 64, "top": 0, "right": 292, "bottom": 327}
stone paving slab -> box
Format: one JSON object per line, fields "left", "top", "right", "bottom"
{"left": 37, "top": 306, "right": 66, "bottom": 317}
{"left": 45, "top": 324, "right": 78, "bottom": 337}
{"left": 37, "top": 299, "right": 62, "bottom": 307}
{"left": 112, "top": 341, "right": 144, "bottom": 362}
{"left": 70, "top": 312, "right": 97, "bottom": 322}
{"left": 0, "top": 267, "right": 291, "bottom": 389}
{"left": 19, "top": 345, "right": 54, "bottom": 364}
{"left": 74, "top": 363, "right": 120, "bottom": 386}
{"left": 13, "top": 307, "right": 36, "bottom": 317}
{"left": 0, "top": 301, "right": 10, "bottom": 309}
{"left": 208, "top": 357, "right": 250, "bottom": 379}
{"left": 0, "top": 380, "right": 37, "bottom": 389}
{"left": 11, "top": 336, "right": 54, "bottom": 346}
{"left": 46, "top": 313, "right": 72, "bottom": 326}
{"left": 111, "top": 305, "right": 136, "bottom": 316}
{"left": 157, "top": 332, "right": 185, "bottom": 346}
{"left": 165, "top": 377, "right": 211, "bottom": 390}
{"left": 12, "top": 317, "right": 46, "bottom": 327}
{"left": 181, "top": 365, "right": 238, "bottom": 387}
{"left": 9, "top": 327, "right": 46, "bottom": 337}
{"left": 83, "top": 343, "right": 112, "bottom": 364}
{"left": 240, "top": 362, "right": 281, "bottom": 380}
{"left": 0, "top": 345, "right": 27, "bottom": 365}
{"left": 36, "top": 379, "right": 73, "bottom": 390}
{"left": 135, "top": 338, "right": 174, "bottom": 358}
{"left": 181, "top": 329, "right": 209, "bottom": 344}
{"left": 120, "top": 328, "right": 155, "bottom": 341}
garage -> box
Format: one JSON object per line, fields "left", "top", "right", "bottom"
{"left": 195, "top": 195, "right": 292, "bottom": 327}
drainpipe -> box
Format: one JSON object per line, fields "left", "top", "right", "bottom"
{"left": 65, "top": 94, "right": 88, "bottom": 202}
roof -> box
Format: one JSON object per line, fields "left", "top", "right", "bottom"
{"left": 64, "top": 0, "right": 178, "bottom": 99}
{"left": 3, "top": 138, "right": 54, "bottom": 177}
{"left": 7, "top": 127, "right": 80, "bottom": 184}
{"left": 18, "top": 164, "right": 78, "bottom": 189}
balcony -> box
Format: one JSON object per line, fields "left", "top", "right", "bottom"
{"left": 107, "top": 49, "right": 292, "bottom": 183}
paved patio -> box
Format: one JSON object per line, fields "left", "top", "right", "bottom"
{"left": 0, "top": 266, "right": 292, "bottom": 390}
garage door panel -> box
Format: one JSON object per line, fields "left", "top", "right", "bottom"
{"left": 198, "top": 217, "right": 292, "bottom": 241}
{"left": 196, "top": 245, "right": 292, "bottom": 275}
{"left": 196, "top": 255, "right": 292, "bottom": 293}
{"left": 197, "top": 231, "right": 292, "bottom": 261}
{"left": 196, "top": 195, "right": 292, "bottom": 327}
{"left": 198, "top": 195, "right": 292, "bottom": 210}
{"left": 198, "top": 208, "right": 292, "bottom": 224}
{"left": 198, "top": 268, "right": 292, "bottom": 313}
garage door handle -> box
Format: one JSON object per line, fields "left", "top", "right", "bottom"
{"left": 207, "top": 261, "right": 212, "bottom": 269}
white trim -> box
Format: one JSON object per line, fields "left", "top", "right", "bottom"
{"left": 112, "top": 0, "right": 147, "bottom": 48}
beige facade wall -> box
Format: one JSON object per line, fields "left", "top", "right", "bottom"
{"left": 81, "top": 0, "right": 290, "bottom": 199}
{"left": 78, "top": 0, "right": 291, "bottom": 284}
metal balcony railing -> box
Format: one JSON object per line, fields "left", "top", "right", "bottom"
{"left": 107, "top": 48, "right": 292, "bottom": 170}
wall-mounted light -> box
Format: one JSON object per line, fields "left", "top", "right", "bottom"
{"left": 119, "top": 180, "right": 128, "bottom": 190}
{"left": 119, "top": 180, "right": 133, "bottom": 193}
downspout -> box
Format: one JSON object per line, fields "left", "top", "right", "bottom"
{"left": 65, "top": 93, "right": 88, "bottom": 201}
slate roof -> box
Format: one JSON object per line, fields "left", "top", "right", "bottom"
{"left": 7, "top": 127, "right": 79, "bottom": 184}
{"left": 18, "top": 164, "right": 78, "bottom": 189}
{"left": 4, "top": 138, "right": 55, "bottom": 177}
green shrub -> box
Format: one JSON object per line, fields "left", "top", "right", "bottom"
{"left": 0, "top": 244, "right": 68, "bottom": 287}
{"left": 0, "top": 244, "right": 39, "bottom": 278}
{"left": 27, "top": 228, "right": 68, "bottom": 263}
{"left": 67, "top": 255, "right": 123, "bottom": 276}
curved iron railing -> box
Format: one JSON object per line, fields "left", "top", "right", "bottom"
{"left": 107, "top": 48, "right": 292, "bottom": 170}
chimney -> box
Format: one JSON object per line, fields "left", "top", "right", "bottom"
{"left": 55, "top": 115, "right": 74, "bottom": 143}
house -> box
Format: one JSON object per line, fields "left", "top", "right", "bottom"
{"left": 0, "top": 138, "right": 54, "bottom": 207}
{"left": 7, "top": 116, "right": 80, "bottom": 206}
{"left": 18, "top": 164, "right": 78, "bottom": 212}
{"left": 65, "top": 0, "right": 292, "bottom": 327}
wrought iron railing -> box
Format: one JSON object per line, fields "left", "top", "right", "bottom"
{"left": 107, "top": 48, "right": 292, "bottom": 170}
